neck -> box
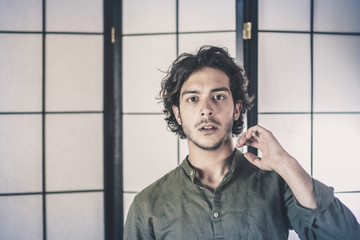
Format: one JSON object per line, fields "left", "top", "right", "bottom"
{"left": 187, "top": 137, "right": 235, "bottom": 191}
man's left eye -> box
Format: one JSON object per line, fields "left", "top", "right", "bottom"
{"left": 214, "top": 95, "right": 225, "bottom": 100}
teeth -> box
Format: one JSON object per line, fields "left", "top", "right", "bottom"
{"left": 203, "top": 126, "right": 214, "bottom": 129}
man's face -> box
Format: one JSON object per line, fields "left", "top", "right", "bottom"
{"left": 172, "top": 67, "right": 241, "bottom": 151}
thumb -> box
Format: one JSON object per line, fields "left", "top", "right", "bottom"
{"left": 244, "top": 152, "right": 262, "bottom": 169}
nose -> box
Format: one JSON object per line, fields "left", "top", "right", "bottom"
{"left": 200, "top": 98, "right": 213, "bottom": 117}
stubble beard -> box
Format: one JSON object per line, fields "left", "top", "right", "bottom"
{"left": 183, "top": 118, "right": 234, "bottom": 151}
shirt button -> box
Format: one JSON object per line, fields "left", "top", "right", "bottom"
{"left": 213, "top": 212, "right": 219, "bottom": 218}
{"left": 190, "top": 170, "right": 194, "bottom": 176}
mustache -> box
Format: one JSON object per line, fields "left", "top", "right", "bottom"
{"left": 195, "top": 118, "right": 221, "bottom": 128}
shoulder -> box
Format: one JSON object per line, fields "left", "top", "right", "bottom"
{"left": 132, "top": 166, "right": 183, "bottom": 208}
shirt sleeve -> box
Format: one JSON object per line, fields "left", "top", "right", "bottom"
{"left": 123, "top": 199, "right": 155, "bottom": 240}
{"left": 284, "top": 178, "right": 360, "bottom": 240}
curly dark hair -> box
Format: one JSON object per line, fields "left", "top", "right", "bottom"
{"left": 159, "top": 45, "right": 254, "bottom": 139}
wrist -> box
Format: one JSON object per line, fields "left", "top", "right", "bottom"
{"left": 272, "top": 152, "right": 297, "bottom": 177}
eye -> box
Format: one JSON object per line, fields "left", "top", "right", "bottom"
{"left": 186, "top": 96, "right": 198, "bottom": 102}
{"left": 213, "top": 94, "right": 225, "bottom": 101}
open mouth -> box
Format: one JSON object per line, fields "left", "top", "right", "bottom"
{"left": 199, "top": 125, "right": 217, "bottom": 133}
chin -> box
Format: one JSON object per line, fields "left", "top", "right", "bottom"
{"left": 194, "top": 139, "right": 226, "bottom": 151}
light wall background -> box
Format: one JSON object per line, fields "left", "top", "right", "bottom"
{"left": 0, "top": 0, "right": 104, "bottom": 239}
{"left": 0, "top": 0, "right": 359, "bottom": 240}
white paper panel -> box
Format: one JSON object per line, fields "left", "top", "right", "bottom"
{"left": 46, "top": 0, "right": 103, "bottom": 32}
{"left": 178, "top": 32, "right": 236, "bottom": 58}
{"left": 0, "top": 195, "right": 43, "bottom": 240}
{"left": 179, "top": 0, "right": 235, "bottom": 32}
{"left": 314, "top": 0, "right": 360, "bottom": 33}
{"left": 258, "top": 32, "right": 311, "bottom": 112}
{"left": 123, "top": 115, "right": 178, "bottom": 192}
{"left": 313, "top": 35, "right": 360, "bottom": 112}
{"left": 313, "top": 114, "right": 360, "bottom": 192}
{"left": 46, "top": 114, "right": 103, "bottom": 191}
{"left": 122, "top": 35, "right": 176, "bottom": 113}
{"left": 0, "top": 115, "right": 42, "bottom": 193}
{"left": 46, "top": 34, "right": 103, "bottom": 111}
{"left": 179, "top": 137, "right": 189, "bottom": 164}
{"left": 123, "top": 193, "right": 137, "bottom": 224}
{"left": 288, "top": 230, "right": 300, "bottom": 240}
{"left": 123, "top": 0, "right": 176, "bottom": 34}
{"left": 47, "top": 192, "right": 104, "bottom": 240}
{"left": 259, "top": 0, "right": 310, "bottom": 31}
{"left": 258, "top": 114, "right": 312, "bottom": 174}
{"left": 335, "top": 193, "right": 360, "bottom": 223}
{"left": 0, "top": 0, "right": 42, "bottom": 31}
{"left": 0, "top": 34, "right": 42, "bottom": 112}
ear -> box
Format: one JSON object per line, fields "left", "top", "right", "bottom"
{"left": 233, "top": 101, "right": 242, "bottom": 121}
{"left": 172, "top": 105, "right": 182, "bottom": 125}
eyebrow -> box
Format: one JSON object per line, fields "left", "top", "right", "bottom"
{"left": 181, "top": 87, "right": 230, "bottom": 97}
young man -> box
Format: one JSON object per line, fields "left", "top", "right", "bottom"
{"left": 124, "top": 46, "right": 360, "bottom": 239}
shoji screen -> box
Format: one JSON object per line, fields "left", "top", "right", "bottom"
{"left": 0, "top": 1, "right": 104, "bottom": 239}
{"left": 122, "top": 0, "right": 237, "bottom": 221}
{"left": 258, "top": 0, "right": 360, "bottom": 239}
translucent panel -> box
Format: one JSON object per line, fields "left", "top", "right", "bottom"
{"left": 178, "top": 32, "right": 236, "bottom": 58}
{"left": 313, "top": 35, "right": 360, "bottom": 112}
{"left": 46, "top": 114, "right": 103, "bottom": 191}
{"left": 288, "top": 230, "right": 300, "bottom": 240}
{"left": 0, "top": 34, "right": 42, "bottom": 112}
{"left": 123, "top": 115, "right": 178, "bottom": 192}
{"left": 46, "top": 34, "right": 103, "bottom": 111}
{"left": 314, "top": 0, "right": 360, "bottom": 33}
{"left": 179, "top": 0, "right": 235, "bottom": 32}
{"left": 313, "top": 114, "right": 360, "bottom": 191}
{"left": 122, "top": 35, "right": 176, "bottom": 113}
{"left": 0, "top": 0, "right": 42, "bottom": 31}
{"left": 46, "top": 0, "right": 103, "bottom": 32}
{"left": 258, "top": 0, "right": 310, "bottom": 31}
{"left": 123, "top": 193, "right": 136, "bottom": 223}
{"left": 47, "top": 192, "right": 104, "bottom": 240}
{"left": 335, "top": 193, "right": 360, "bottom": 223}
{"left": 0, "top": 195, "right": 43, "bottom": 240}
{"left": 258, "top": 114, "right": 312, "bottom": 174}
{"left": 179, "top": 137, "right": 189, "bottom": 163}
{"left": 123, "top": 0, "right": 176, "bottom": 34}
{"left": 258, "top": 33, "right": 311, "bottom": 112}
{"left": 0, "top": 115, "right": 42, "bottom": 193}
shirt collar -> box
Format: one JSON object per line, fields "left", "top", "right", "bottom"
{"left": 180, "top": 148, "right": 246, "bottom": 183}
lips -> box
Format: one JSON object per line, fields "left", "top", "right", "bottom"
{"left": 199, "top": 125, "right": 217, "bottom": 130}
{"left": 199, "top": 125, "right": 218, "bottom": 134}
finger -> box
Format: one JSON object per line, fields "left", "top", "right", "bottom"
{"left": 244, "top": 152, "right": 262, "bottom": 168}
{"left": 244, "top": 138, "right": 260, "bottom": 149}
{"left": 248, "top": 125, "right": 266, "bottom": 134}
{"left": 236, "top": 131, "right": 251, "bottom": 148}
{"left": 237, "top": 125, "right": 267, "bottom": 148}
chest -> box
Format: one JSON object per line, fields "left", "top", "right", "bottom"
{"left": 149, "top": 182, "right": 288, "bottom": 240}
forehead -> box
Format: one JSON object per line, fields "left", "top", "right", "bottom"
{"left": 181, "top": 67, "right": 230, "bottom": 92}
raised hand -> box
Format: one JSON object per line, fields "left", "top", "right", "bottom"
{"left": 236, "top": 125, "right": 290, "bottom": 172}
{"left": 236, "top": 125, "right": 316, "bottom": 209}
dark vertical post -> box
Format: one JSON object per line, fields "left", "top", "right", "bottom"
{"left": 104, "top": 0, "right": 123, "bottom": 239}
{"left": 243, "top": 0, "right": 258, "bottom": 155}
{"left": 236, "top": 0, "right": 244, "bottom": 65}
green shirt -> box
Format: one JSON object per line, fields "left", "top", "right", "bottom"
{"left": 124, "top": 149, "right": 360, "bottom": 239}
